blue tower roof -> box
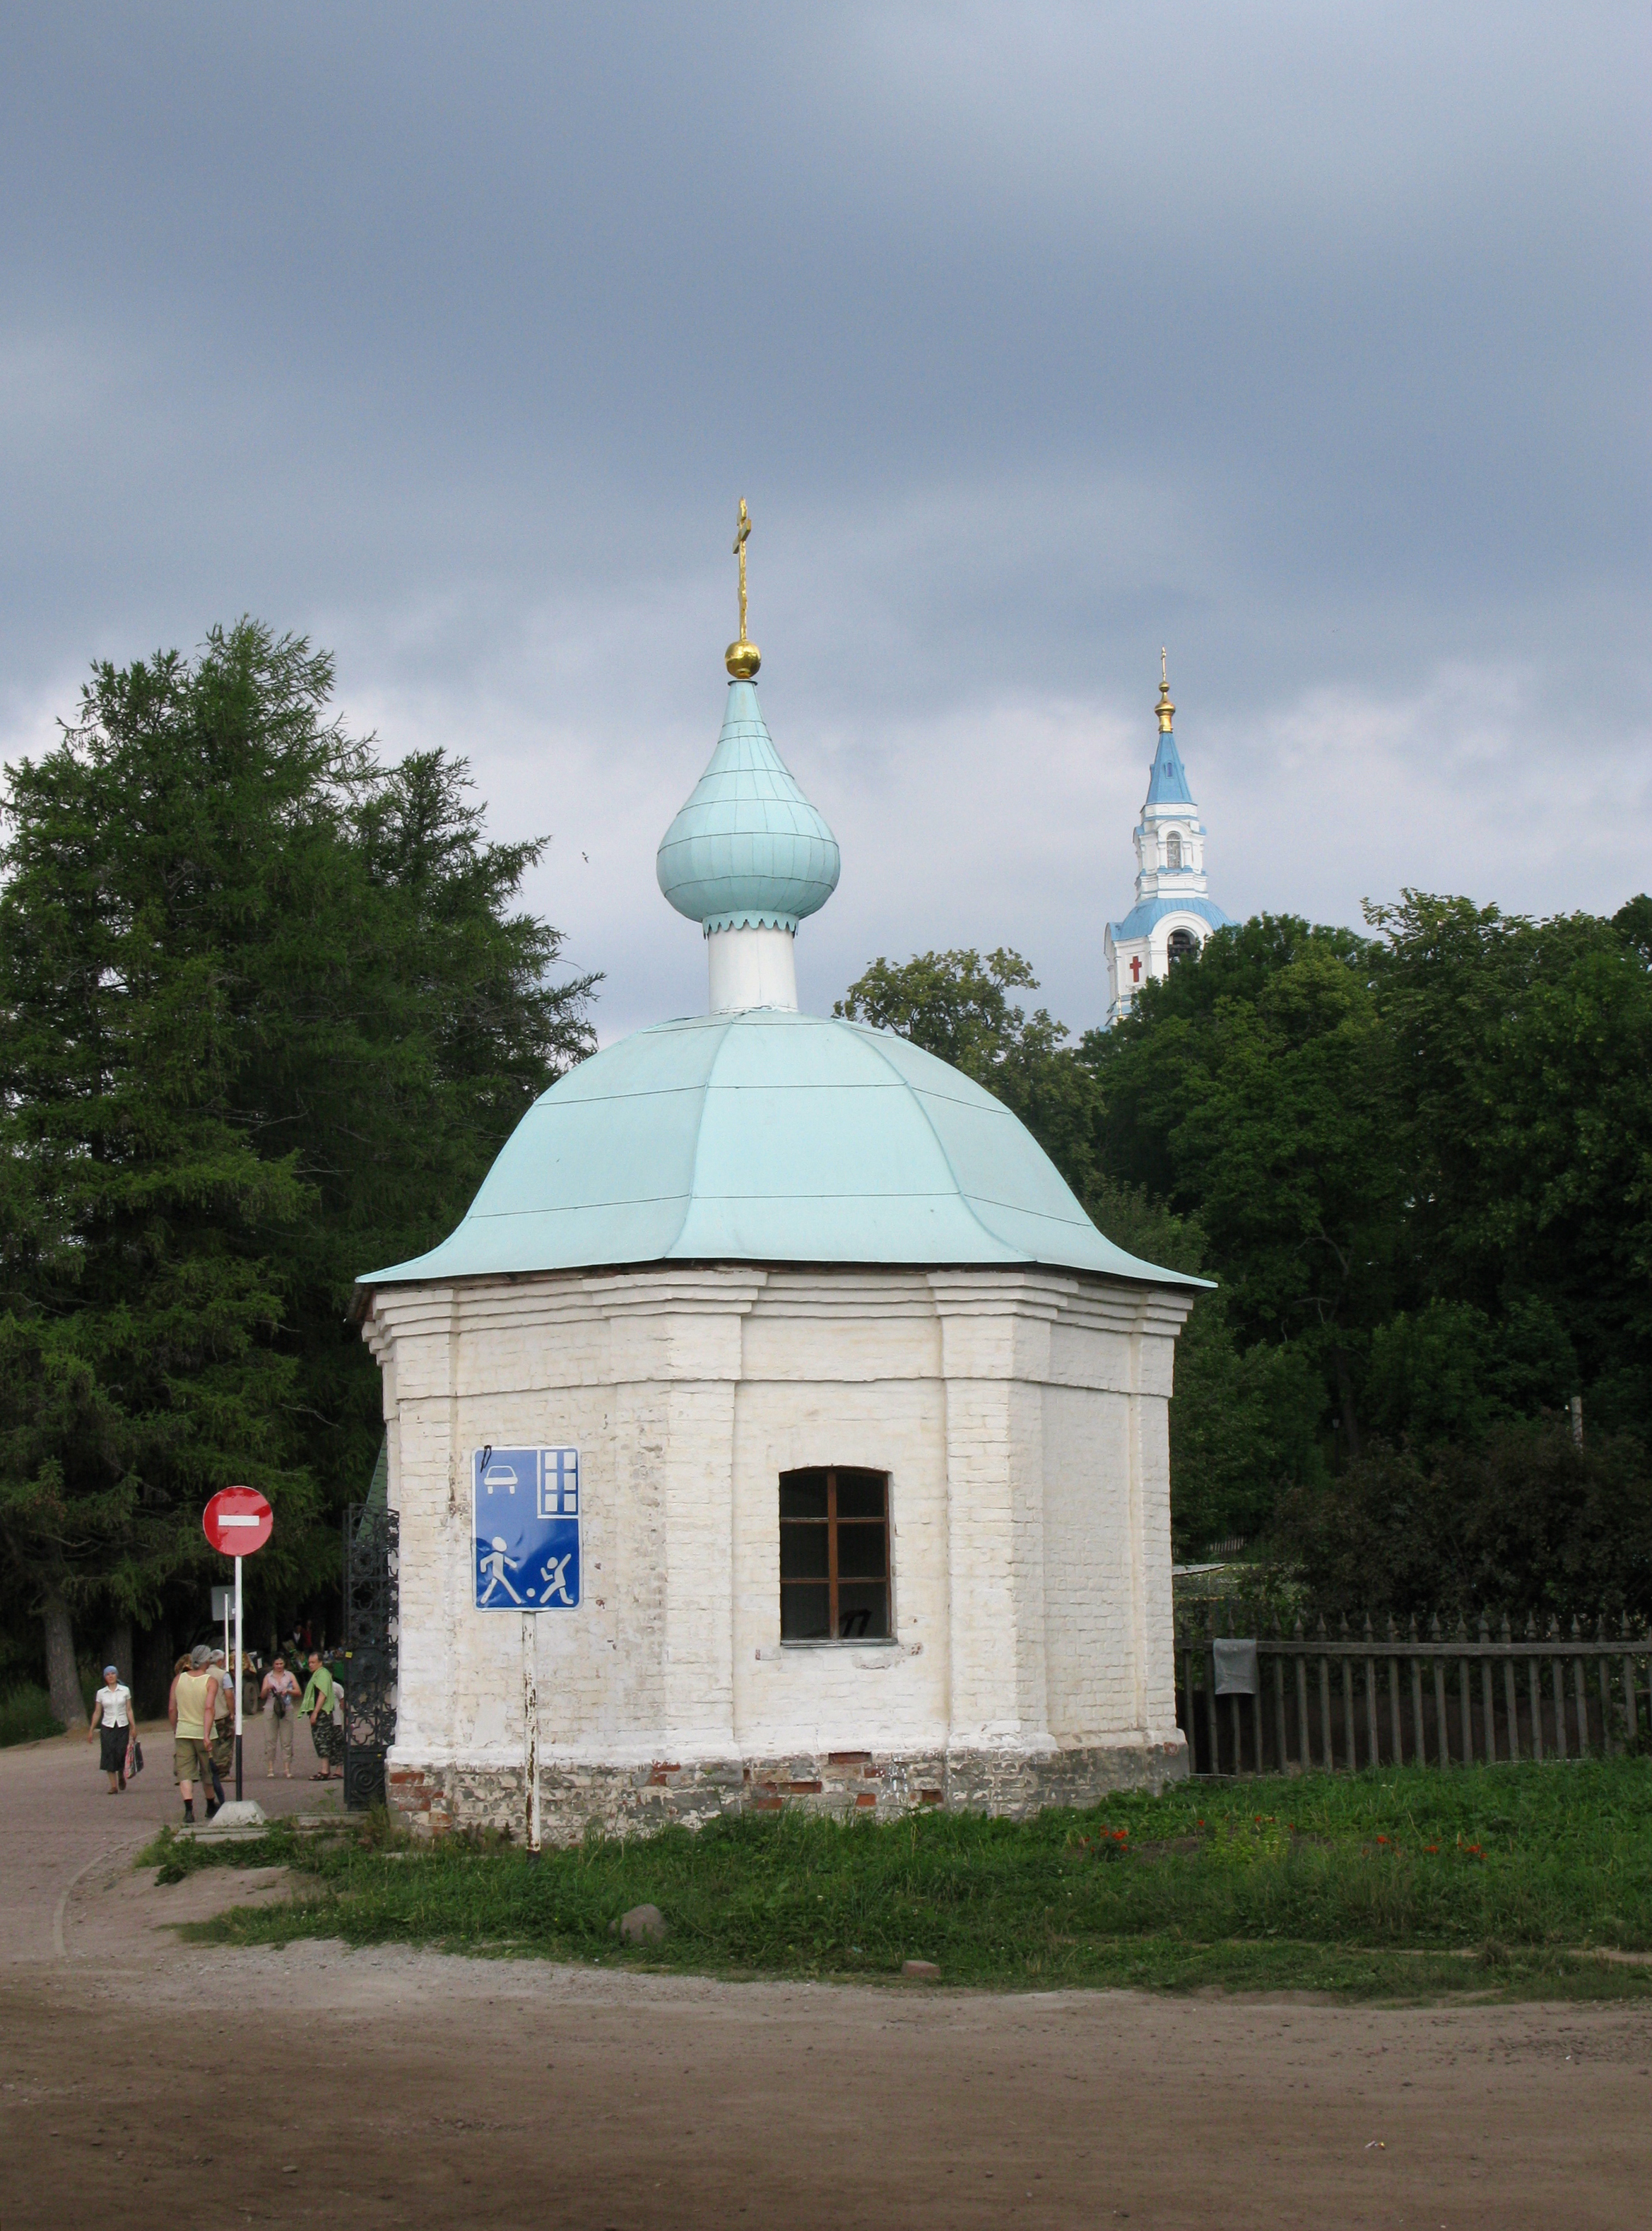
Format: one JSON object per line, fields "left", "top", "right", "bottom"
{"left": 1143, "top": 727, "right": 1194, "bottom": 806}
{"left": 1107, "top": 894, "right": 1234, "bottom": 943}
{"left": 656, "top": 681, "right": 840, "bottom": 935}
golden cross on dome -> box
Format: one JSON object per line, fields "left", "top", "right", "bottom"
{"left": 733, "top": 499, "right": 752, "bottom": 640}
{"left": 725, "top": 498, "right": 760, "bottom": 678}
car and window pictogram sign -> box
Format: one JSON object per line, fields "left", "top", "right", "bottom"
{"left": 472, "top": 1446, "right": 581, "bottom": 1612}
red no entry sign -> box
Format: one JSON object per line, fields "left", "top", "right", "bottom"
{"left": 203, "top": 1485, "right": 273, "bottom": 1557}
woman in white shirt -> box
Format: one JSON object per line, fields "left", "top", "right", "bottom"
{"left": 86, "top": 1666, "right": 133, "bottom": 1794}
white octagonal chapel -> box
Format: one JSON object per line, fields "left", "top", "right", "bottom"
{"left": 356, "top": 647, "right": 1203, "bottom": 1839}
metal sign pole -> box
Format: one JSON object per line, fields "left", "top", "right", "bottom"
{"left": 523, "top": 1611, "right": 541, "bottom": 1857}
{"left": 234, "top": 1553, "right": 244, "bottom": 1802}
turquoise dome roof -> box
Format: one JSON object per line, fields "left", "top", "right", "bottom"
{"left": 359, "top": 1011, "right": 1200, "bottom": 1288}
{"left": 656, "top": 681, "right": 839, "bottom": 934}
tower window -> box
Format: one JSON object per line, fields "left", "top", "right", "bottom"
{"left": 779, "top": 1468, "right": 890, "bottom": 1640}
{"left": 1167, "top": 928, "right": 1198, "bottom": 965}
{"left": 1166, "top": 832, "right": 1183, "bottom": 870}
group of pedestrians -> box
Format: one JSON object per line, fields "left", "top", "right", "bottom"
{"left": 255, "top": 1651, "right": 342, "bottom": 1781}
{"left": 85, "top": 1642, "right": 347, "bottom": 1818}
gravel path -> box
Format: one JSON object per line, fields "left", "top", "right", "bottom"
{"left": 0, "top": 1714, "right": 338, "bottom": 1965}
{"left": 4, "top": 1729, "right": 1651, "bottom": 2229}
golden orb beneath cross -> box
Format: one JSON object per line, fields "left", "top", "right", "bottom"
{"left": 725, "top": 637, "right": 761, "bottom": 679}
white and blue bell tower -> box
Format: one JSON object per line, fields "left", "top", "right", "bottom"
{"left": 1104, "top": 655, "right": 1232, "bottom": 1024}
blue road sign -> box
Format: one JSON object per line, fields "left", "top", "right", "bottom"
{"left": 472, "top": 1446, "right": 581, "bottom": 1613}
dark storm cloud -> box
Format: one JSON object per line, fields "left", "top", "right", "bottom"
{"left": 1, "top": 4, "right": 1646, "bottom": 1036}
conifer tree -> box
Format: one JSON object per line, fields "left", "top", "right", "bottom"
{"left": 0, "top": 623, "right": 596, "bottom": 1713}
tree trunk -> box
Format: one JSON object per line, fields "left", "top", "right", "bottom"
{"left": 1332, "top": 1348, "right": 1362, "bottom": 1461}
{"left": 42, "top": 1592, "right": 84, "bottom": 1728}
{"left": 136, "top": 1620, "right": 174, "bottom": 1720}
{"left": 104, "top": 1619, "right": 134, "bottom": 1689}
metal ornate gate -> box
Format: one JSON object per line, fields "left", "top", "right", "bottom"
{"left": 342, "top": 1479, "right": 399, "bottom": 1811}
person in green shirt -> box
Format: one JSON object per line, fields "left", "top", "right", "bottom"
{"left": 301, "top": 1651, "right": 342, "bottom": 1781}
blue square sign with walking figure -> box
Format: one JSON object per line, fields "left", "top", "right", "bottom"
{"left": 472, "top": 1446, "right": 581, "bottom": 1612}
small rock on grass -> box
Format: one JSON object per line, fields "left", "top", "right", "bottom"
{"left": 613, "top": 1903, "right": 668, "bottom": 1944}
{"left": 901, "top": 1960, "right": 940, "bottom": 1979}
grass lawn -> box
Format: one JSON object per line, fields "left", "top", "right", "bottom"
{"left": 151, "top": 1755, "right": 1652, "bottom": 2001}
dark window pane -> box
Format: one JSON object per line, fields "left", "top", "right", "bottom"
{"left": 835, "top": 1523, "right": 887, "bottom": 1579}
{"left": 834, "top": 1473, "right": 886, "bottom": 1519}
{"left": 779, "top": 1471, "right": 828, "bottom": 1520}
{"left": 781, "top": 1583, "right": 831, "bottom": 1640}
{"left": 837, "top": 1582, "right": 890, "bottom": 1640}
{"left": 779, "top": 1524, "right": 829, "bottom": 1580}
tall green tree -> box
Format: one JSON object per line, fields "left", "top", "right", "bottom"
{"left": 0, "top": 623, "right": 596, "bottom": 1714}
{"left": 844, "top": 899, "right": 1652, "bottom": 1587}
{"left": 836, "top": 948, "right": 1103, "bottom": 1196}
{"left": 1369, "top": 892, "right": 1652, "bottom": 1433}
{"left": 1082, "top": 916, "right": 1399, "bottom": 1456}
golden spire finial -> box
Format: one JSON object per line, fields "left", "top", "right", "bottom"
{"left": 1157, "top": 644, "right": 1175, "bottom": 733}
{"left": 725, "top": 498, "right": 760, "bottom": 678}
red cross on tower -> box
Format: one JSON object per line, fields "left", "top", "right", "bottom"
{"left": 1129, "top": 955, "right": 1142, "bottom": 983}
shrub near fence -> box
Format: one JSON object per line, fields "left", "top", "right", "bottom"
{"left": 1176, "top": 1606, "right": 1652, "bottom": 1777}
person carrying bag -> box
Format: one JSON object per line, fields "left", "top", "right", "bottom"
{"left": 86, "top": 1666, "right": 133, "bottom": 1794}
{"left": 261, "top": 1655, "right": 300, "bottom": 1778}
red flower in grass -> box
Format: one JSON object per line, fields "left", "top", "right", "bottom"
{"left": 1424, "top": 1844, "right": 1439, "bottom": 1854}
{"left": 1376, "top": 1835, "right": 1389, "bottom": 1844}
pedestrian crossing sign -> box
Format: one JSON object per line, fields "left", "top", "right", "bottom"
{"left": 472, "top": 1446, "right": 581, "bottom": 1613}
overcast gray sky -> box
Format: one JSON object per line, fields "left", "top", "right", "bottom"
{"left": 1, "top": 4, "right": 1646, "bottom": 1039}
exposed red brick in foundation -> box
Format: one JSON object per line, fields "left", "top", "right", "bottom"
{"left": 389, "top": 1741, "right": 1189, "bottom": 1840}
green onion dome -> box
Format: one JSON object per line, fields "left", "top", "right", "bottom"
{"left": 656, "top": 681, "right": 840, "bottom": 935}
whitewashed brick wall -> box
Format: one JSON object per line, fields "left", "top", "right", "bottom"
{"left": 365, "top": 1266, "right": 1194, "bottom": 1794}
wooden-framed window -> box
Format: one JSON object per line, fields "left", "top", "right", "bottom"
{"left": 779, "top": 1468, "right": 890, "bottom": 1642}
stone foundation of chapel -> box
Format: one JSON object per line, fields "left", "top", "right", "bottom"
{"left": 388, "top": 1738, "right": 1188, "bottom": 1841}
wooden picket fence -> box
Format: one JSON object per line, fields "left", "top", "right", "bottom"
{"left": 1175, "top": 1608, "right": 1652, "bottom": 1777}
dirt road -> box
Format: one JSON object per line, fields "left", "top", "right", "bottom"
{"left": 3, "top": 1730, "right": 1648, "bottom": 2230}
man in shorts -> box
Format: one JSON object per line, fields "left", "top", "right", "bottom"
{"left": 169, "top": 1644, "right": 221, "bottom": 1823}
{"left": 301, "top": 1650, "right": 341, "bottom": 1781}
